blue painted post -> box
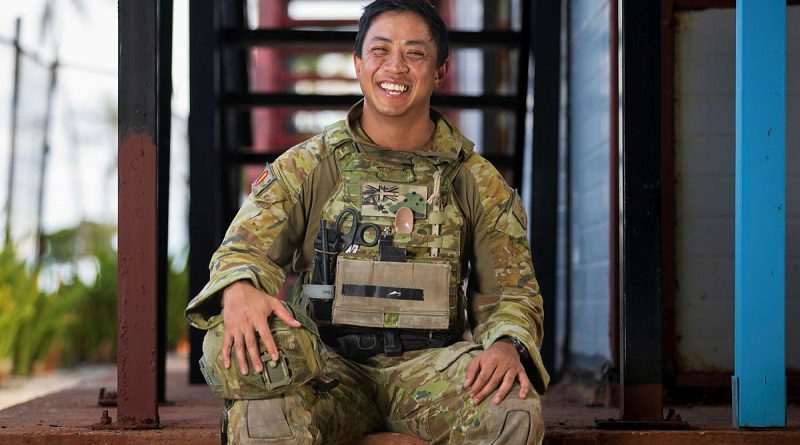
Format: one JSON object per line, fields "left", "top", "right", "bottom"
{"left": 734, "top": 0, "right": 786, "bottom": 429}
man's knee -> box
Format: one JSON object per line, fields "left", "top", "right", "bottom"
{"left": 225, "top": 396, "right": 317, "bottom": 445}
{"left": 200, "top": 318, "right": 323, "bottom": 399}
{"left": 463, "top": 390, "right": 544, "bottom": 445}
{"left": 494, "top": 394, "right": 544, "bottom": 445}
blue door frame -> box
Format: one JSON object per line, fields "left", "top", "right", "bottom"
{"left": 734, "top": 0, "right": 787, "bottom": 429}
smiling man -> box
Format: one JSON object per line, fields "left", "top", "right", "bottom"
{"left": 186, "top": 1, "right": 549, "bottom": 444}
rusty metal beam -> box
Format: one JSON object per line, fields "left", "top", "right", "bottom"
{"left": 117, "top": 0, "right": 160, "bottom": 428}
{"left": 619, "top": 0, "right": 664, "bottom": 423}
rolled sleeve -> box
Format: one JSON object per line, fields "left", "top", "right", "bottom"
{"left": 464, "top": 157, "right": 550, "bottom": 393}
{"left": 185, "top": 167, "right": 299, "bottom": 329}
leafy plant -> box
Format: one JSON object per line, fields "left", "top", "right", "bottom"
{"left": 12, "top": 286, "right": 78, "bottom": 375}
{"left": 0, "top": 246, "right": 41, "bottom": 376}
{"left": 0, "top": 244, "right": 79, "bottom": 376}
{"left": 1, "top": 220, "right": 191, "bottom": 376}
{"left": 36, "top": 221, "right": 118, "bottom": 367}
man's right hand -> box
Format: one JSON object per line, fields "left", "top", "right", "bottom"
{"left": 220, "top": 281, "right": 301, "bottom": 375}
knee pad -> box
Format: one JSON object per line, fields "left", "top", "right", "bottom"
{"left": 199, "top": 303, "right": 323, "bottom": 399}
{"left": 492, "top": 394, "right": 544, "bottom": 445}
{"left": 461, "top": 392, "right": 544, "bottom": 445}
{"left": 225, "top": 397, "right": 315, "bottom": 445}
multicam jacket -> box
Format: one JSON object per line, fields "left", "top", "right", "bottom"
{"left": 185, "top": 101, "right": 550, "bottom": 393}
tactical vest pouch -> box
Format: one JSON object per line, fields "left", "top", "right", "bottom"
{"left": 199, "top": 304, "right": 322, "bottom": 400}
{"left": 332, "top": 258, "right": 450, "bottom": 330}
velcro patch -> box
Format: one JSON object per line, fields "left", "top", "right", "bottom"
{"left": 360, "top": 182, "right": 428, "bottom": 218}
{"left": 252, "top": 163, "right": 276, "bottom": 196}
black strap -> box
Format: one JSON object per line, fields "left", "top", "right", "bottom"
{"left": 321, "top": 327, "right": 458, "bottom": 362}
{"left": 341, "top": 284, "right": 424, "bottom": 300}
{"left": 382, "top": 330, "right": 402, "bottom": 356}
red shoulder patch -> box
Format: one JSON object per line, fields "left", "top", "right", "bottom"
{"left": 254, "top": 167, "right": 271, "bottom": 186}
{"left": 252, "top": 163, "right": 277, "bottom": 196}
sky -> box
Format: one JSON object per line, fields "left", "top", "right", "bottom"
{"left": 0, "top": 0, "right": 191, "bottom": 265}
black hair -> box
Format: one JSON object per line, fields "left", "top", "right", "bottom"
{"left": 354, "top": 0, "right": 449, "bottom": 67}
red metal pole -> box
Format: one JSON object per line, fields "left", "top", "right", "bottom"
{"left": 117, "top": 0, "right": 160, "bottom": 428}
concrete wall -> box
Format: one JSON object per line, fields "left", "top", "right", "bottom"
{"left": 674, "top": 7, "right": 800, "bottom": 372}
{"left": 566, "top": 0, "right": 612, "bottom": 368}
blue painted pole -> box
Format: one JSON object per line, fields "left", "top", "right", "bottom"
{"left": 734, "top": 0, "right": 786, "bottom": 429}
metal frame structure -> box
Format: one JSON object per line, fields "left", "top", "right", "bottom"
{"left": 113, "top": 0, "right": 792, "bottom": 430}
{"left": 659, "top": 0, "right": 798, "bottom": 405}
{"left": 608, "top": 0, "right": 791, "bottom": 425}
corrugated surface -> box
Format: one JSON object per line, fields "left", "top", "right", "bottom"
{"left": 567, "top": 0, "right": 612, "bottom": 364}
{"left": 674, "top": 7, "right": 800, "bottom": 372}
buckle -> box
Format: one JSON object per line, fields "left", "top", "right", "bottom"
{"left": 260, "top": 351, "right": 292, "bottom": 391}
{"left": 382, "top": 330, "right": 402, "bottom": 356}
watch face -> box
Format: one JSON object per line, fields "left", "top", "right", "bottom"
{"left": 509, "top": 337, "right": 528, "bottom": 357}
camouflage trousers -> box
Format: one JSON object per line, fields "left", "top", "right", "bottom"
{"left": 222, "top": 340, "right": 543, "bottom": 445}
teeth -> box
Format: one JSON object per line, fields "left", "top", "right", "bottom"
{"left": 380, "top": 82, "right": 407, "bottom": 94}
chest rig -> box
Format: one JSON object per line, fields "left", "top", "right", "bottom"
{"left": 313, "top": 127, "right": 466, "bottom": 332}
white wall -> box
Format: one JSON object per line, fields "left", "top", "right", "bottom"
{"left": 674, "top": 7, "right": 800, "bottom": 372}
{"left": 567, "top": 0, "right": 612, "bottom": 367}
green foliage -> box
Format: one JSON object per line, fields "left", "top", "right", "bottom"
{"left": 0, "top": 220, "right": 191, "bottom": 376}
{"left": 12, "top": 282, "right": 78, "bottom": 375}
{"left": 52, "top": 243, "right": 118, "bottom": 366}
{"left": 167, "top": 254, "right": 189, "bottom": 349}
{"left": 0, "top": 243, "right": 86, "bottom": 376}
{"left": 37, "top": 221, "right": 118, "bottom": 366}
{"left": 0, "top": 221, "right": 118, "bottom": 375}
{"left": 0, "top": 246, "right": 42, "bottom": 375}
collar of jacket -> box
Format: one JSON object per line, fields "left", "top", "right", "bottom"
{"left": 323, "top": 100, "right": 475, "bottom": 161}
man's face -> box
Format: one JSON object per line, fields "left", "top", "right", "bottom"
{"left": 354, "top": 11, "right": 448, "bottom": 121}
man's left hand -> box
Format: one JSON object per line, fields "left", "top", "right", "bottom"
{"left": 463, "top": 339, "right": 531, "bottom": 405}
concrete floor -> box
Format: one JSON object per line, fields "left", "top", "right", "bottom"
{"left": 0, "top": 357, "right": 797, "bottom": 445}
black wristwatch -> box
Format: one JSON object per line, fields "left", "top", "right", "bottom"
{"left": 502, "top": 336, "right": 529, "bottom": 359}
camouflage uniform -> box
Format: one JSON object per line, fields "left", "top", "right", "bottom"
{"left": 186, "top": 101, "right": 549, "bottom": 444}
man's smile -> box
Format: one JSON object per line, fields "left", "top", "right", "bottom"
{"left": 379, "top": 81, "right": 409, "bottom": 95}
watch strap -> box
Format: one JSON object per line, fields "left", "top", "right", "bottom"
{"left": 502, "top": 336, "right": 529, "bottom": 359}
